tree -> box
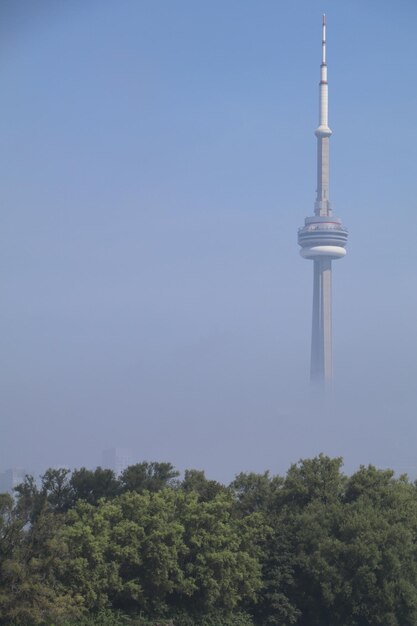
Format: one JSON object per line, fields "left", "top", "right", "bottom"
{"left": 120, "top": 463, "right": 179, "bottom": 494}
{"left": 14, "top": 474, "right": 45, "bottom": 524}
{"left": 64, "top": 499, "right": 122, "bottom": 611}
{"left": 181, "top": 469, "right": 226, "bottom": 502}
{"left": 0, "top": 504, "right": 84, "bottom": 625}
{"left": 230, "top": 471, "right": 283, "bottom": 516}
{"left": 71, "top": 467, "right": 120, "bottom": 505}
{"left": 64, "top": 488, "right": 262, "bottom": 621}
{"left": 280, "top": 454, "right": 345, "bottom": 509}
{"left": 0, "top": 493, "right": 24, "bottom": 562}
{"left": 64, "top": 490, "right": 186, "bottom": 615}
{"left": 264, "top": 458, "right": 417, "bottom": 626}
{"left": 41, "top": 467, "right": 74, "bottom": 512}
{"left": 174, "top": 491, "right": 262, "bottom": 615}
{"left": 109, "top": 490, "right": 187, "bottom": 614}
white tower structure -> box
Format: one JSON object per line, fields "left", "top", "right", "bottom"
{"left": 298, "top": 16, "right": 348, "bottom": 385}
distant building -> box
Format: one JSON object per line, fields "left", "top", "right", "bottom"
{"left": 0, "top": 468, "right": 27, "bottom": 494}
{"left": 102, "top": 448, "right": 132, "bottom": 475}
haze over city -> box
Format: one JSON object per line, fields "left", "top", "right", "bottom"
{"left": 1, "top": 0, "right": 417, "bottom": 480}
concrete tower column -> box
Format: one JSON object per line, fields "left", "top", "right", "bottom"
{"left": 311, "top": 261, "right": 321, "bottom": 380}
{"left": 320, "top": 257, "right": 332, "bottom": 381}
{"left": 311, "top": 258, "right": 332, "bottom": 383}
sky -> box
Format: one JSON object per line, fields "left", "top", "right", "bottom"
{"left": 1, "top": 0, "right": 417, "bottom": 481}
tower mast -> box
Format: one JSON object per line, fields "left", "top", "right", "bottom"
{"left": 298, "top": 16, "right": 348, "bottom": 386}
{"left": 315, "top": 14, "right": 332, "bottom": 217}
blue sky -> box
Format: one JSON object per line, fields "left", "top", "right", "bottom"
{"left": 1, "top": 0, "right": 417, "bottom": 479}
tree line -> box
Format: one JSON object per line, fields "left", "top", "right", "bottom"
{"left": 2, "top": 455, "right": 417, "bottom": 625}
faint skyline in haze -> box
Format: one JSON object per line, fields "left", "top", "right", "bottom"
{"left": 1, "top": 0, "right": 417, "bottom": 480}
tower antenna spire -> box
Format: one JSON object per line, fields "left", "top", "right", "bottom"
{"left": 315, "top": 12, "right": 331, "bottom": 216}
{"left": 297, "top": 16, "right": 348, "bottom": 387}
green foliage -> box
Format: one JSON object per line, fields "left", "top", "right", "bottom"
{"left": 5, "top": 455, "right": 417, "bottom": 626}
{"left": 174, "top": 491, "right": 262, "bottom": 613}
{"left": 58, "top": 609, "right": 254, "bottom": 626}
{"left": 63, "top": 499, "right": 122, "bottom": 610}
{"left": 63, "top": 488, "right": 261, "bottom": 618}
{"left": 14, "top": 468, "right": 74, "bottom": 522}
{"left": 107, "top": 490, "right": 187, "bottom": 613}
{"left": 230, "top": 471, "right": 283, "bottom": 516}
{"left": 169, "top": 609, "right": 255, "bottom": 626}
{"left": 0, "top": 508, "right": 84, "bottom": 625}
{"left": 70, "top": 467, "right": 120, "bottom": 505}
{"left": 229, "top": 470, "right": 298, "bottom": 625}
{"left": 281, "top": 454, "right": 345, "bottom": 507}
{"left": 14, "top": 473, "right": 44, "bottom": 523}
{"left": 266, "top": 457, "right": 417, "bottom": 626}
{"left": 58, "top": 608, "right": 131, "bottom": 625}
{"left": 181, "top": 470, "right": 226, "bottom": 502}
{"left": 41, "top": 468, "right": 74, "bottom": 512}
{"left": 120, "top": 463, "right": 180, "bottom": 494}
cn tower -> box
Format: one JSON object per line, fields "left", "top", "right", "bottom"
{"left": 298, "top": 16, "right": 348, "bottom": 385}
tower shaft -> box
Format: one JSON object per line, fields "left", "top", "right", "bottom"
{"left": 311, "top": 258, "right": 332, "bottom": 382}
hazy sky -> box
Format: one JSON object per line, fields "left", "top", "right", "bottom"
{"left": 1, "top": 0, "right": 417, "bottom": 480}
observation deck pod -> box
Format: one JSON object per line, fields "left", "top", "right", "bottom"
{"left": 298, "top": 215, "right": 348, "bottom": 260}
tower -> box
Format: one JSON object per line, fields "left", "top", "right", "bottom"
{"left": 298, "top": 16, "right": 348, "bottom": 385}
